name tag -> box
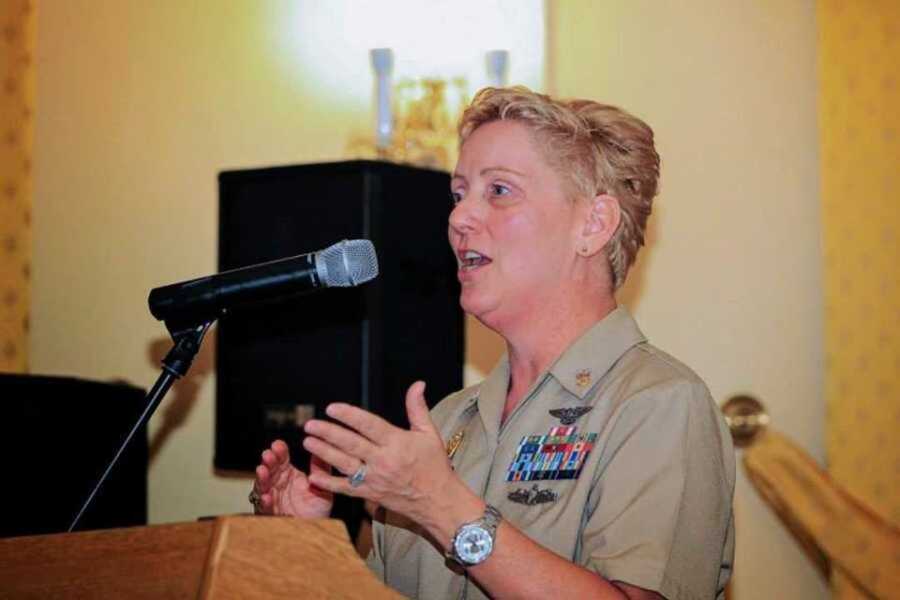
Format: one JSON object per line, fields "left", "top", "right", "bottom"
{"left": 505, "top": 426, "right": 598, "bottom": 482}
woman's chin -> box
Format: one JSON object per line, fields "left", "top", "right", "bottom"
{"left": 460, "top": 293, "right": 503, "bottom": 328}
{"left": 460, "top": 291, "right": 486, "bottom": 315}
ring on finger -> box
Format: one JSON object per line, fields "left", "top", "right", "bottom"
{"left": 248, "top": 489, "right": 263, "bottom": 514}
{"left": 348, "top": 462, "right": 367, "bottom": 488}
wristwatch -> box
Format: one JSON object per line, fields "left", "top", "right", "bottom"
{"left": 446, "top": 504, "right": 502, "bottom": 567}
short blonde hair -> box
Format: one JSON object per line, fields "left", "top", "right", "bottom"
{"left": 458, "top": 86, "right": 660, "bottom": 289}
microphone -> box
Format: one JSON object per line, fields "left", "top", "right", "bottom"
{"left": 148, "top": 239, "right": 378, "bottom": 324}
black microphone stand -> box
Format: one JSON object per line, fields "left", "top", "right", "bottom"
{"left": 68, "top": 318, "right": 214, "bottom": 532}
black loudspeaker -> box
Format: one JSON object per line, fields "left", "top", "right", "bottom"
{"left": 215, "top": 161, "right": 463, "bottom": 480}
{"left": 0, "top": 374, "right": 148, "bottom": 537}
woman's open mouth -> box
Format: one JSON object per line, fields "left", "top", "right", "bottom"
{"left": 460, "top": 249, "right": 492, "bottom": 271}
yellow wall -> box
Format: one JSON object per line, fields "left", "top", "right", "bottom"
{"left": 0, "top": 0, "right": 33, "bottom": 373}
{"left": 552, "top": 2, "right": 825, "bottom": 599}
{"left": 32, "top": 2, "right": 370, "bottom": 521}
{"left": 33, "top": 2, "right": 828, "bottom": 599}
{"left": 817, "top": 1, "right": 900, "bottom": 596}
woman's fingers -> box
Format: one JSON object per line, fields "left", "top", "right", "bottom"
{"left": 307, "top": 470, "right": 360, "bottom": 497}
{"left": 260, "top": 492, "right": 274, "bottom": 513}
{"left": 255, "top": 464, "right": 271, "bottom": 491}
{"left": 253, "top": 463, "right": 274, "bottom": 514}
{"left": 256, "top": 440, "right": 290, "bottom": 502}
{"left": 303, "top": 435, "right": 361, "bottom": 476}
{"left": 405, "top": 381, "right": 439, "bottom": 437}
{"left": 271, "top": 439, "right": 290, "bottom": 464}
{"left": 262, "top": 440, "right": 290, "bottom": 469}
{"left": 261, "top": 449, "right": 278, "bottom": 470}
{"left": 304, "top": 418, "right": 377, "bottom": 458}
{"left": 251, "top": 438, "right": 336, "bottom": 518}
{"left": 309, "top": 454, "right": 332, "bottom": 477}
{"left": 324, "top": 403, "right": 394, "bottom": 444}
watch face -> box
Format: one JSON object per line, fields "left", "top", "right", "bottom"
{"left": 454, "top": 524, "right": 494, "bottom": 564}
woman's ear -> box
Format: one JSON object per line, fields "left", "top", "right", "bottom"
{"left": 578, "top": 194, "right": 621, "bottom": 257}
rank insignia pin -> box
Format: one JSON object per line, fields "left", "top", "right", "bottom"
{"left": 549, "top": 406, "right": 593, "bottom": 426}
{"left": 446, "top": 430, "right": 464, "bottom": 460}
{"left": 575, "top": 369, "right": 592, "bottom": 388}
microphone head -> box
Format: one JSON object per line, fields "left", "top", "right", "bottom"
{"left": 316, "top": 239, "right": 379, "bottom": 287}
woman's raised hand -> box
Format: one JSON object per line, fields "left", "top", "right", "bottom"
{"left": 253, "top": 439, "right": 333, "bottom": 519}
{"left": 300, "top": 381, "right": 473, "bottom": 530}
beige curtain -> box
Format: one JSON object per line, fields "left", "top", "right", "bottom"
{"left": 818, "top": 0, "right": 900, "bottom": 596}
{"left": 0, "top": 0, "right": 34, "bottom": 373}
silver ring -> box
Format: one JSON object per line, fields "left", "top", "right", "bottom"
{"left": 349, "top": 462, "right": 367, "bottom": 488}
{"left": 248, "top": 489, "right": 263, "bottom": 514}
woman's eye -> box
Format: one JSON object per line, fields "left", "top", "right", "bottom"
{"left": 489, "top": 183, "right": 510, "bottom": 197}
{"left": 450, "top": 190, "right": 463, "bottom": 205}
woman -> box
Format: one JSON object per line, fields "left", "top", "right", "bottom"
{"left": 251, "top": 87, "right": 735, "bottom": 599}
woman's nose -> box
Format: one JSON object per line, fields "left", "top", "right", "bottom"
{"left": 448, "top": 198, "right": 480, "bottom": 235}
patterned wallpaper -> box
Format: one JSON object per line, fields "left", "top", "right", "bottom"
{"left": 817, "top": 0, "right": 900, "bottom": 596}
{"left": 0, "top": 0, "right": 33, "bottom": 373}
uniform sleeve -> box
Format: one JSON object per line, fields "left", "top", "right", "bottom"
{"left": 579, "top": 379, "right": 735, "bottom": 600}
{"left": 365, "top": 515, "right": 386, "bottom": 581}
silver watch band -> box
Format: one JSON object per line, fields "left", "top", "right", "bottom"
{"left": 481, "top": 504, "right": 502, "bottom": 534}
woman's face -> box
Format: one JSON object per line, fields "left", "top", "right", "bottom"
{"left": 448, "top": 120, "right": 585, "bottom": 330}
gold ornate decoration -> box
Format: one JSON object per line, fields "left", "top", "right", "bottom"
{"left": 445, "top": 430, "right": 465, "bottom": 461}
{"left": 574, "top": 369, "right": 592, "bottom": 389}
{"left": 346, "top": 77, "right": 468, "bottom": 171}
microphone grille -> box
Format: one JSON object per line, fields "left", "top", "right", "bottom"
{"left": 317, "top": 239, "right": 379, "bottom": 287}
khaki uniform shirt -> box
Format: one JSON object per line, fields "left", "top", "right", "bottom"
{"left": 368, "top": 308, "right": 735, "bottom": 599}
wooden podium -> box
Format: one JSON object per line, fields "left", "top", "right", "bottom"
{"left": 0, "top": 516, "right": 401, "bottom": 599}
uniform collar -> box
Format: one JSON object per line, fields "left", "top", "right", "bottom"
{"left": 548, "top": 306, "right": 646, "bottom": 399}
{"left": 474, "top": 307, "right": 647, "bottom": 435}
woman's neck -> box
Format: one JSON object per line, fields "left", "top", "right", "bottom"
{"left": 500, "top": 292, "right": 617, "bottom": 423}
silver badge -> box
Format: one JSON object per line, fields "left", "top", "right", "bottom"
{"left": 507, "top": 484, "right": 559, "bottom": 506}
{"left": 549, "top": 406, "right": 593, "bottom": 425}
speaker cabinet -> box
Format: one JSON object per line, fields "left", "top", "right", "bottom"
{"left": 0, "top": 375, "right": 148, "bottom": 537}
{"left": 215, "top": 161, "right": 463, "bottom": 483}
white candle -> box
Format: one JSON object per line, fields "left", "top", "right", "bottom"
{"left": 370, "top": 48, "right": 394, "bottom": 150}
{"left": 485, "top": 49, "right": 509, "bottom": 87}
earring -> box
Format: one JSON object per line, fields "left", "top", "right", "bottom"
{"left": 580, "top": 245, "right": 589, "bottom": 256}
